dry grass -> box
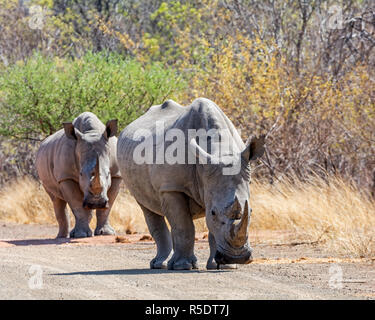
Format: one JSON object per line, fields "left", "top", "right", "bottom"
{"left": 0, "top": 178, "right": 207, "bottom": 235}
{"left": 0, "top": 176, "right": 374, "bottom": 257}
{"left": 250, "top": 176, "right": 375, "bottom": 257}
{"left": 0, "top": 178, "right": 147, "bottom": 234}
{"left": 0, "top": 178, "right": 55, "bottom": 225}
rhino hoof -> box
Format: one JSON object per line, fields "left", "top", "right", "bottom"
{"left": 70, "top": 228, "right": 92, "bottom": 238}
{"left": 206, "top": 261, "right": 218, "bottom": 270}
{"left": 150, "top": 259, "right": 167, "bottom": 269}
{"left": 94, "top": 225, "right": 115, "bottom": 236}
{"left": 207, "top": 261, "right": 237, "bottom": 270}
{"left": 167, "top": 258, "right": 198, "bottom": 270}
{"left": 56, "top": 232, "right": 69, "bottom": 239}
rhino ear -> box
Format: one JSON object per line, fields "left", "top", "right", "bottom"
{"left": 63, "top": 122, "right": 82, "bottom": 140}
{"left": 242, "top": 135, "right": 265, "bottom": 162}
{"left": 104, "top": 119, "right": 118, "bottom": 139}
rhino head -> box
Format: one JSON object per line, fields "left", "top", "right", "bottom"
{"left": 190, "top": 135, "right": 265, "bottom": 265}
{"left": 63, "top": 120, "right": 118, "bottom": 210}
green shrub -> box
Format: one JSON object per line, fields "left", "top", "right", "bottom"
{"left": 0, "top": 52, "right": 185, "bottom": 140}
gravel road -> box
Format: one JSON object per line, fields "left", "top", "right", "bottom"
{"left": 0, "top": 223, "right": 374, "bottom": 300}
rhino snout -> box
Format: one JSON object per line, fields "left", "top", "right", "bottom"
{"left": 214, "top": 248, "right": 253, "bottom": 265}
{"left": 83, "top": 195, "right": 109, "bottom": 209}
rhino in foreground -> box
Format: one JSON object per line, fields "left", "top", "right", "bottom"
{"left": 117, "top": 98, "right": 264, "bottom": 270}
{"left": 36, "top": 112, "right": 122, "bottom": 238}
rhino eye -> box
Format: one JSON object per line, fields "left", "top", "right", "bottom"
{"left": 211, "top": 210, "right": 216, "bottom": 216}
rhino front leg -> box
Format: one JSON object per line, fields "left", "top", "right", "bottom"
{"left": 206, "top": 232, "right": 237, "bottom": 270}
{"left": 206, "top": 232, "right": 218, "bottom": 270}
{"left": 161, "top": 192, "right": 198, "bottom": 270}
{"left": 53, "top": 198, "right": 70, "bottom": 238}
{"left": 46, "top": 191, "right": 69, "bottom": 238}
{"left": 95, "top": 177, "right": 121, "bottom": 236}
{"left": 59, "top": 180, "right": 93, "bottom": 238}
{"left": 139, "top": 203, "right": 172, "bottom": 269}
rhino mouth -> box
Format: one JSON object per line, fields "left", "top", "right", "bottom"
{"left": 82, "top": 199, "right": 109, "bottom": 209}
{"left": 214, "top": 242, "right": 253, "bottom": 265}
{"left": 214, "top": 249, "right": 252, "bottom": 265}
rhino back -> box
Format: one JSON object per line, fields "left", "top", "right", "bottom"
{"left": 117, "top": 98, "right": 245, "bottom": 213}
{"left": 117, "top": 100, "right": 186, "bottom": 213}
{"left": 183, "top": 98, "right": 245, "bottom": 152}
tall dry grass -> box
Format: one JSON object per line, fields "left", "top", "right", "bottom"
{"left": 0, "top": 178, "right": 148, "bottom": 234}
{"left": 251, "top": 176, "right": 375, "bottom": 257}
{"left": 0, "top": 176, "right": 374, "bottom": 257}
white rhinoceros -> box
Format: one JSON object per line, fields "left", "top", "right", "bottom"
{"left": 117, "top": 98, "right": 264, "bottom": 270}
{"left": 36, "top": 112, "right": 122, "bottom": 238}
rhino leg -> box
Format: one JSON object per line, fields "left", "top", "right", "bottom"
{"left": 140, "top": 204, "right": 172, "bottom": 269}
{"left": 59, "top": 180, "right": 93, "bottom": 238}
{"left": 161, "top": 192, "right": 198, "bottom": 270}
{"left": 94, "top": 177, "right": 121, "bottom": 236}
{"left": 206, "top": 232, "right": 217, "bottom": 269}
{"left": 206, "top": 232, "right": 237, "bottom": 270}
{"left": 46, "top": 191, "right": 69, "bottom": 238}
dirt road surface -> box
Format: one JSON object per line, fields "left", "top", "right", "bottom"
{"left": 0, "top": 222, "right": 374, "bottom": 300}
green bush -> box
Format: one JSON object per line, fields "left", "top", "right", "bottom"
{"left": 0, "top": 52, "right": 185, "bottom": 140}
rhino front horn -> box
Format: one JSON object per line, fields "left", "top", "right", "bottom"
{"left": 230, "top": 201, "right": 250, "bottom": 247}
{"left": 90, "top": 156, "right": 102, "bottom": 194}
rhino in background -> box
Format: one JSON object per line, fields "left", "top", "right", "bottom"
{"left": 36, "top": 112, "right": 122, "bottom": 238}
{"left": 117, "top": 98, "right": 264, "bottom": 270}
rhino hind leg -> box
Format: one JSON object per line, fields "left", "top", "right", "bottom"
{"left": 206, "top": 232, "right": 237, "bottom": 270}
{"left": 59, "top": 180, "right": 93, "bottom": 238}
{"left": 94, "top": 177, "right": 121, "bottom": 236}
{"left": 140, "top": 203, "right": 172, "bottom": 269}
{"left": 161, "top": 192, "right": 198, "bottom": 271}
{"left": 47, "top": 191, "right": 69, "bottom": 238}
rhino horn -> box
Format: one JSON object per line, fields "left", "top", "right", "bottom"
{"left": 229, "top": 201, "right": 250, "bottom": 246}
{"left": 91, "top": 156, "right": 102, "bottom": 194}
{"left": 232, "top": 196, "right": 240, "bottom": 214}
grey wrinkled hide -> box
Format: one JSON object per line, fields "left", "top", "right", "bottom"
{"left": 36, "top": 112, "right": 122, "bottom": 238}
{"left": 117, "top": 98, "right": 265, "bottom": 270}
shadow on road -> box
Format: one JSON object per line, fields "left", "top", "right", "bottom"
{"left": 51, "top": 268, "right": 228, "bottom": 276}
{"left": 2, "top": 238, "right": 71, "bottom": 246}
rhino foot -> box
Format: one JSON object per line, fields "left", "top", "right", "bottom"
{"left": 206, "top": 261, "right": 238, "bottom": 270}
{"left": 94, "top": 224, "right": 115, "bottom": 236}
{"left": 56, "top": 233, "right": 69, "bottom": 239}
{"left": 150, "top": 258, "right": 168, "bottom": 269}
{"left": 167, "top": 256, "right": 198, "bottom": 270}
{"left": 70, "top": 227, "right": 92, "bottom": 238}
{"left": 56, "top": 229, "right": 69, "bottom": 239}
